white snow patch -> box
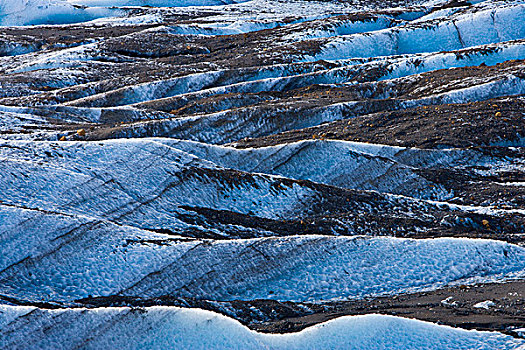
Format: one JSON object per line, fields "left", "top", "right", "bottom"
{"left": 441, "top": 296, "right": 458, "bottom": 307}
{"left": 498, "top": 182, "right": 525, "bottom": 187}
{"left": 473, "top": 300, "right": 496, "bottom": 309}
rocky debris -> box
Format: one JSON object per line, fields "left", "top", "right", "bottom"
{"left": 233, "top": 96, "right": 525, "bottom": 149}
{"left": 26, "top": 280, "right": 525, "bottom": 337}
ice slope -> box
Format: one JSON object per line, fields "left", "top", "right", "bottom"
{"left": 166, "top": 139, "right": 522, "bottom": 200}
{"left": 110, "top": 236, "right": 525, "bottom": 302}
{"left": 167, "top": 139, "right": 455, "bottom": 199}
{"left": 311, "top": 3, "right": 525, "bottom": 61}
{"left": 0, "top": 139, "right": 318, "bottom": 229}
{"left": 1, "top": 138, "right": 521, "bottom": 239}
{"left": 0, "top": 138, "right": 511, "bottom": 231}
{"left": 1, "top": 204, "right": 525, "bottom": 303}
{"left": 0, "top": 306, "right": 523, "bottom": 350}
{"left": 0, "top": 138, "right": 440, "bottom": 225}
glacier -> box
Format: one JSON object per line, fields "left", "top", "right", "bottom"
{"left": 1, "top": 0, "right": 525, "bottom": 348}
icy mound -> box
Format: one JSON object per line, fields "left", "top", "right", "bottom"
{"left": 0, "top": 0, "right": 120, "bottom": 26}
{"left": 0, "top": 306, "right": 523, "bottom": 350}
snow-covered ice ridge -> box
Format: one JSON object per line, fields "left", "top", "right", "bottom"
{"left": 1, "top": 0, "right": 525, "bottom": 348}
{"left": 1, "top": 305, "right": 524, "bottom": 350}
